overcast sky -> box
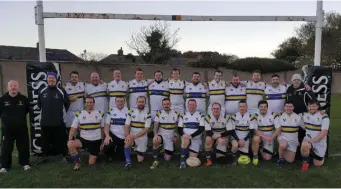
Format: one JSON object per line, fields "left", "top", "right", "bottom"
{"left": 1, "top": 1, "right": 341, "bottom": 58}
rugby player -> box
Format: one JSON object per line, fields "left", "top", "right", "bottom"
{"left": 67, "top": 97, "right": 105, "bottom": 170}
{"left": 85, "top": 72, "right": 108, "bottom": 114}
{"left": 264, "top": 74, "right": 287, "bottom": 113}
{"left": 104, "top": 97, "right": 129, "bottom": 161}
{"left": 149, "top": 71, "right": 169, "bottom": 120}
{"left": 244, "top": 70, "right": 266, "bottom": 114}
{"left": 168, "top": 68, "right": 186, "bottom": 114}
{"left": 150, "top": 98, "right": 179, "bottom": 169}
{"left": 300, "top": 101, "right": 329, "bottom": 171}
{"left": 178, "top": 99, "right": 205, "bottom": 169}
{"left": 251, "top": 100, "right": 280, "bottom": 165}
{"left": 64, "top": 71, "right": 85, "bottom": 133}
{"left": 184, "top": 72, "right": 207, "bottom": 115}
{"left": 108, "top": 69, "right": 128, "bottom": 110}
{"left": 208, "top": 70, "right": 226, "bottom": 115}
{"left": 225, "top": 74, "right": 246, "bottom": 115}
{"left": 128, "top": 68, "right": 149, "bottom": 109}
{"left": 277, "top": 101, "right": 302, "bottom": 167}
{"left": 204, "top": 103, "right": 237, "bottom": 166}
{"left": 123, "top": 96, "right": 151, "bottom": 168}
{"left": 230, "top": 100, "right": 256, "bottom": 163}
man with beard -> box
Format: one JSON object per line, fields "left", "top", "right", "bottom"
{"left": 168, "top": 68, "right": 186, "bottom": 114}
{"left": 264, "top": 74, "right": 288, "bottom": 113}
{"left": 108, "top": 69, "right": 128, "bottom": 110}
{"left": 85, "top": 72, "right": 108, "bottom": 114}
{"left": 123, "top": 96, "right": 151, "bottom": 169}
{"left": 149, "top": 71, "right": 169, "bottom": 120}
{"left": 208, "top": 70, "right": 226, "bottom": 116}
{"left": 38, "top": 72, "right": 70, "bottom": 163}
{"left": 0, "top": 80, "right": 30, "bottom": 173}
{"left": 128, "top": 68, "right": 149, "bottom": 110}
{"left": 64, "top": 71, "right": 85, "bottom": 133}
{"left": 67, "top": 97, "right": 105, "bottom": 170}
{"left": 184, "top": 72, "right": 207, "bottom": 115}
{"left": 225, "top": 74, "right": 247, "bottom": 115}
{"left": 244, "top": 70, "right": 266, "bottom": 114}
{"left": 150, "top": 98, "right": 178, "bottom": 169}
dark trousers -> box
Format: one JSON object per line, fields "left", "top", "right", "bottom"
{"left": 103, "top": 132, "right": 125, "bottom": 161}
{"left": 41, "top": 126, "right": 68, "bottom": 157}
{"left": 1, "top": 125, "right": 30, "bottom": 169}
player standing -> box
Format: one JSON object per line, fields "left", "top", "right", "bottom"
{"left": 108, "top": 69, "right": 128, "bottom": 110}
{"left": 245, "top": 70, "right": 266, "bottom": 114}
{"left": 178, "top": 99, "right": 205, "bottom": 169}
{"left": 208, "top": 70, "right": 226, "bottom": 115}
{"left": 123, "top": 96, "right": 151, "bottom": 168}
{"left": 150, "top": 98, "right": 179, "bottom": 169}
{"left": 128, "top": 68, "right": 149, "bottom": 109}
{"left": 85, "top": 72, "right": 108, "bottom": 114}
{"left": 203, "top": 103, "right": 236, "bottom": 166}
{"left": 184, "top": 72, "right": 207, "bottom": 115}
{"left": 225, "top": 74, "right": 246, "bottom": 115}
{"left": 64, "top": 71, "right": 85, "bottom": 132}
{"left": 168, "top": 68, "right": 186, "bottom": 114}
{"left": 67, "top": 97, "right": 105, "bottom": 170}
{"left": 149, "top": 71, "right": 169, "bottom": 120}
{"left": 276, "top": 101, "right": 302, "bottom": 167}
{"left": 230, "top": 100, "right": 256, "bottom": 163}
{"left": 264, "top": 74, "right": 287, "bottom": 113}
{"left": 251, "top": 100, "right": 280, "bottom": 165}
{"left": 300, "top": 101, "right": 329, "bottom": 171}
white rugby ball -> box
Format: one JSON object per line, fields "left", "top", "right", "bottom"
{"left": 186, "top": 157, "right": 201, "bottom": 167}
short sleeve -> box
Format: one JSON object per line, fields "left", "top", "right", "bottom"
{"left": 321, "top": 113, "right": 330, "bottom": 130}
{"left": 199, "top": 115, "right": 205, "bottom": 127}
{"left": 226, "top": 119, "right": 234, "bottom": 131}
{"left": 144, "top": 113, "right": 151, "bottom": 128}
{"left": 204, "top": 116, "right": 211, "bottom": 131}
{"left": 104, "top": 113, "right": 111, "bottom": 125}
{"left": 154, "top": 111, "right": 160, "bottom": 123}
{"left": 250, "top": 114, "right": 258, "bottom": 130}
{"left": 297, "top": 113, "right": 305, "bottom": 129}
{"left": 125, "top": 111, "right": 132, "bottom": 126}
{"left": 274, "top": 116, "right": 281, "bottom": 129}
{"left": 178, "top": 114, "right": 184, "bottom": 127}
{"left": 71, "top": 116, "right": 80, "bottom": 128}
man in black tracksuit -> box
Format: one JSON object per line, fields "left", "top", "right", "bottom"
{"left": 286, "top": 74, "right": 317, "bottom": 160}
{"left": 0, "top": 80, "right": 30, "bottom": 172}
{"left": 38, "top": 72, "right": 70, "bottom": 163}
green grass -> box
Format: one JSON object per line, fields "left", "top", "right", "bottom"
{"left": 1, "top": 96, "right": 341, "bottom": 187}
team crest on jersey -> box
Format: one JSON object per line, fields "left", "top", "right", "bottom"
{"left": 83, "top": 116, "right": 86, "bottom": 120}
{"left": 212, "top": 84, "right": 215, "bottom": 87}
{"left": 283, "top": 118, "right": 286, "bottom": 122}
{"left": 307, "top": 116, "right": 310, "bottom": 120}
{"left": 212, "top": 122, "right": 215, "bottom": 125}
{"left": 189, "top": 88, "right": 192, "bottom": 90}
{"left": 317, "top": 117, "right": 320, "bottom": 122}
{"left": 162, "top": 117, "right": 165, "bottom": 120}
{"left": 269, "top": 89, "right": 272, "bottom": 92}
{"left": 196, "top": 117, "right": 199, "bottom": 121}
{"left": 185, "top": 118, "right": 188, "bottom": 121}
{"left": 95, "top": 116, "right": 98, "bottom": 119}
{"left": 230, "top": 89, "right": 233, "bottom": 91}
{"left": 18, "top": 101, "right": 23, "bottom": 106}
{"left": 173, "top": 116, "right": 176, "bottom": 120}
{"left": 132, "top": 115, "right": 136, "bottom": 118}
{"left": 133, "top": 83, "right": 136, "bottom": 85}
{"left": 68, "top": 88, "right": 72, "bottom": 91}
{"left": 259, "top": 119, "right": 262, "bottom": 123}
{"left": 269, "top": 119, "right": 272, "bottom": 122}
{"left": 113, "top": 114, "right": 117, "bottom": 116}
{"left": 152, "top": 85, "right": 155, "bottom": 87}
{"left": 79, "top": 85, "right": 82, "bottom": 89}
{"left": 236, "top": 120, "right": 239, "bottom": 123}
{"left": 54, "top": 94, "right": 59, "bottom": 99}
{"left": 294, "top": 118, "right": 297, "bottom": 122}
{"left": 199, "top": 88, "right": 202, "bottom": 90}
{"left": 111, "top": 85, "right": 115, "bottom": 88}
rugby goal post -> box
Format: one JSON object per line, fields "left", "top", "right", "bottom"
{"left": 35, "top": 0, "right": 324, "bottom": 66}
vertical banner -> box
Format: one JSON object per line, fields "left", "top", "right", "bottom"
{"left": 26, "top": 62, "right": 62, "bottom": 155}
{"left": 302, "top": 65, "right": 332, "bottom": 157}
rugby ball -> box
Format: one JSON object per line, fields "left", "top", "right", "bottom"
{"left": 186, "top": 157, "right": 201, "bottom": 167}
{"left": 238, "top": 155, "right": 251, "bottom": 165}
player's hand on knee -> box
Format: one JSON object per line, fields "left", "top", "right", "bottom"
{"left": 238, "top": 140, "right": 245, "bottom": 147}
{"left": 172, "top": 136, "right": 177, "bottom": 143}
{"left": 212, "top": 133, "right": 221, "bottom": 140}
{"left": 183, "top": 134, "right": 192, "bottom": 140}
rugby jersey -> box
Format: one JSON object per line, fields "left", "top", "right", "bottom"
{"left": 231, "top": 112, "right": 256, "bottom": 139}
{"left": 178, "top": 111, "right": 205, "bottom": 137}
{"left": 64, "top": 82, "right": 85, "bottom": 112}
{"left": 184, "top": 83, "right": 207, "bottom": 112}
{"left": 125, "top": 108, "right": 151, "bottom": 135}
{"left": 277, "top": 112, "right": 303, "bottom": 142}
{"left": 128, "top": 79, "right": 149, "bottom": 109}
{"left": 245, "top": 81, "right": 266, "bottom": 110}
{"left": 253, "top": 111, "right": 280, "bottom": 136}
{"left": 265, "top": 84, "right": 287, "bottom": 113}
{"left": 107, "top": 80, "right": 128, "bottom": 109}
{"left": 72, "top": 109, "right": 105, "bottom": 141}
{"left": 149, "top": 80, "right": 169, "bottom": 111}
{"left": 85, "top": 83, "right": 108, "bottom": 113}
{"left": 204, "top": 113, "right": 232, "bottom": 133}
{"left": 168, "top": 79, "right": 185, "bottom": 107}
{"left": 208, "top": 80, "right": 226, "bottom": 109}
{"left": 301, "top": 111, "right": 330, "bottom": 142}
{"left": 154, "top": 109, "right": 179, "bottom": 138}
{"left": 225, "top": 84, "right": 247, "bottom": 114}
{"left": 105, "top": 107, "right": 129, "bottom": 139}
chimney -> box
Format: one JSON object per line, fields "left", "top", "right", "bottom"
{"left": 36, "top": 42, "right": 39, "bottom": 49}
{"left": 117, "top": 47, "right": 123, "bottom": 56}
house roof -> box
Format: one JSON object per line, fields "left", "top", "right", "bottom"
{"left": 0, "top": 45, "right": 83, "bottom": 62}
{"left": 99, "top": 54, "right": 147, "bottom": 64}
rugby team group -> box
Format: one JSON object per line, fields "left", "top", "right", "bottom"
{"left": 1, "top": 68, "right": 330, "bottom": 173}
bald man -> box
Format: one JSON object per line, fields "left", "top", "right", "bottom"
{"left": 85, "top": 72, "right": 108, "bottom": 113}
{"left": 0, "top": 80, "right": 30, "bottom": 173}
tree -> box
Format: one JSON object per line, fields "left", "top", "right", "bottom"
{"left": 272, "top": 37, "right": 303, "bottom": 63}
{"left": 80, "top": 49, "right": 108, "bottom": 63}
{"left": 127, "top": 21, "right": 180, "bottom": 64}
{"left": 273, "top": 12, "right": 341, "bottom": 66}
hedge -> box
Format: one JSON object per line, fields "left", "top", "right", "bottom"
{"left": 187, "top": 57, "right": 296, "bottom": 73}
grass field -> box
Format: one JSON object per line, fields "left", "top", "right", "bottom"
{"left": 1, "top": 96, "right": 341, "bottom": 187}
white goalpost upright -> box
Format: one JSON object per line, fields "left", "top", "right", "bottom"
{"left": 35, "top": 0, "right": 324, "bottom": 66}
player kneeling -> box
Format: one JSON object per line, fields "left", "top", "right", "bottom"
{"left": 230, "top": 100, "right": 256, "bottom": 165}
{"left": 276, "top": 101, "right": 302, "bottom": 167}
{"left": 123, "top": 96, "right": 151, "bottom": 169}
{"left": 251, "top": 100, "right": 280, "bottom": 166}
{"left": 204, "top": 103, "right": 237, "bottom": 166}
{"left": 178, "top": 99, "right": 205, "bottom": 169}
{"left": 300, "top": 101, "right": 329, "bottom": 171}
{"left": 150, "top": 98, "right": 179, "bottom": 169}
{"left": 67, "top": 97, "right": 105, "bottom": 171}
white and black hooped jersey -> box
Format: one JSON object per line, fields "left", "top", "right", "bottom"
{"left": 72, "top": 109, "right": 105, "bottom": 141}
{"left": 64, "top": 82, "right": 85, "bottom": 112}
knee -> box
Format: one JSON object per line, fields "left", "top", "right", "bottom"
{"left": 217, "top": 138, "right": 227, "bottom": 146}
{"left": 153, "top": 136, "right": 161, "bottom": 145}
{"left": 263, "top": 155, "right": 272, "bottom": 161}
{"left": 301, "top": 142, "right": 311, "bottom": 151}
{"left": 67, "top": 141, "right": 75, "bottom": 149}
{"left": 181, "top": 137, "right": 190, "bottom": 147}
{"left": 124, "top": 138, "right": 133, "bottom": 147}
{"left": 205, "top": 137, "right": 213, "bottom": 146}
{"left": 231, "top": 140, "right": 238, "bottom": 149}
{"left": 279, "top": 142, "right": 287, "bottom": 149}
{"left": 252, "top": 135, "right": 261, "bottom": 144}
